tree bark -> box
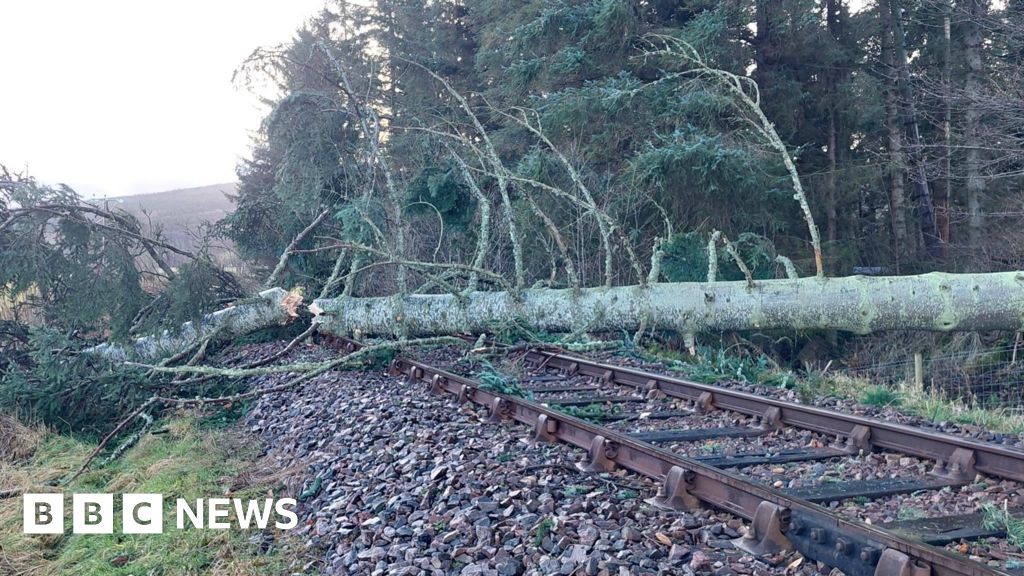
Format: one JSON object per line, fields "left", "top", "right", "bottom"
{"left": 90, "top": 288, "right": 296, "bottom": 361}
{"left": 939, "top": 5, "right": 953, "bottom": 258}
{"left": 881, "top": 7, "right": 909, "bottom": 264}
{"left": 884, "top": 0, "right": 942, "bottom": 259}
{"left": 312, "top": 272, "right": 1024, "bottom": 338}
{"left": 962, "top": 0, "right": 987, "bottom": 264}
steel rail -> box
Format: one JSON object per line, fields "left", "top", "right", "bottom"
{"left": 382, "top": 353, "right": 1004, "bottom": 576}
{"left": 519, "top": 348, "right": 1024, "bottom": 483}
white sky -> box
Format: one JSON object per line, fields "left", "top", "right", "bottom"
{"left": 0, "top": 1, "right": 325, "bottom": 198}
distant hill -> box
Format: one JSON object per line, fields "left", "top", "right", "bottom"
{"left": 96, "top": 183, "right": 239, "bottom": 264}
{"left": 105, "top": 182, "right": 237, "bottom": 230}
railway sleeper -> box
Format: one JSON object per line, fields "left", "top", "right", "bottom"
{"left": 785, "top": 476, "right": 966, "bottom": 503}
{"left": 542, "top": 395, "right": 645, "bottom": 406}
{"left": 695, "top": 446, "right": 850, "bottom": 468}
{"left": 522, "top": 383, "right": 600, "bottom": 393}
{"left": 627, "top": 426, "right": 766, "bottom": 444}
{"left": 380, "top": 351, "right": 1002, "bottom": 576}
{"left": 881, "top": 508, "right": 1023, "bottom": 546}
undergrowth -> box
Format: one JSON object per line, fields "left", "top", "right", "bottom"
{"left": 0, "top": 328, "right": 247, "bottom": 438}
{"left": 0, "top": 411, "right": 314, "bottom": 576}
{"left": 551, "top": 403, "right": 613, "bottom": 422}
{"left": 982, "top": 503, "right": 1024, "bottom": 552}
{"left": 642, "top": 342, "right": 1024, "bottom": 435}
{"left": 643, "top": 342, "right": 795, "bottom": 389}
{"left": 476, "top": 360, "right": 532, "bottom": 399}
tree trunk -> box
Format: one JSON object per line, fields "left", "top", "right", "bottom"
{"left": 884, "top": 0, "right": 942, "bottom": 259}
{"left": 824, "top": 0, "right": 848, "bottom": 271}
{"left": 90, "top": 289, "right": 296, "bottom": 361}
{"left": 826, "top": 89, "right": 839, "bottom": 252}
{"left": 939, "top": 5, "right": 953, "bottom": 258}
{"left": 312, "top": 272, "right": 1024, "bottom": 338}
{"left": 881, "top": 6, "right": 908, "bottom": 264}
{"left": 963, "top": 0, "right": 987, "bottom": 265}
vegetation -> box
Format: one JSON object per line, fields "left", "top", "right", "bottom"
{"left": 2, "top": 4, "right": 1024, "bottom": 567}
{"left": 476, "top": 360, "right": 534, "bottom": 399}
{"left": 642, "top": 342, "right": 1024, "bottom": 434}
{"left": 982, "top": 503, "right": 1024, "bottom": 552}
{"left": 0, "top": 413, "right": 310, "bottom": 575}
{"left": 551, "top": 403, "right": 614, "bottom": 422}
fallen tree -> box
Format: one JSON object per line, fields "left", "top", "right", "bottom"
{"left": 312, "top": 271, "right": 1024, "bottom": 338}
{"left": 90, "top": 288, "right": 297, "bottom": 362}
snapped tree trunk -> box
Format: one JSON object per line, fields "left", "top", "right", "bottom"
{"left": 312, "top": 272, "right": 1024, "bottom": 338}
{"left": 89, "top": 288, "right": 296, "bottom": 361}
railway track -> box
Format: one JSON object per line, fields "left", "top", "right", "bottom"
{"left": 332, "top": 336, "right": 1024, "bottom": 576}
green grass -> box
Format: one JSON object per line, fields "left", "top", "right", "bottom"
{"left": 643, "top": 343, "right": 780, "bottom": 386}
{"left": 642, "top": 342, "right": 1024, "bottom": 435}
{"left": 531, "top": 517, "right": 554, "bottom": 546}
{"left": 552, "top": 403, "right": 611, "bottom": 422}
{"left": 859, "top": 385, "right": 902, "bottom": 407}
{"left": 1, "top": 412, "right": 313, "bottom": 576}
{"left": 982, "top": 503, "right": 1024, "bottom": 551}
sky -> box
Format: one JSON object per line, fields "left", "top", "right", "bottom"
{"left": 0, "top": 1, "right": 325, "bottom": 198}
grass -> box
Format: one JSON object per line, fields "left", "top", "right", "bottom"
{"left": 982, "top": 502, "right": 1024, "bottom": 551}
{"left": 859, "top": 385, "right": 902, "bottom": 407}
{"left": 642, "top": 343, "right": 1024, "bottom": 436}
{"left": 0, "top": 410, "right": 313, "bottom": 576}
{"left": 552, "top": 403, "right": 612, "bottom": 422}
{"left": 531, "top": 517, "right": 554, "bottom": 546}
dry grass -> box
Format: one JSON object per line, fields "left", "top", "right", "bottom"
{"left": 0, "top": 418, "right": 87, "bottom": 576}
{"left": 0, "top": 412, "right": 315, "bottom": 576}
{"left": 0, "top": 413, "right": 45, "bottom": 463}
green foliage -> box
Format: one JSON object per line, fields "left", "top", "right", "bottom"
{"left": 660, "top": 231, "right": 779, "bottom": 283}
{"left": 0, "top": 329, "right": 243, "bottom": 438}
{"left": 0, "top": 181, "right": 149, "bottom": 339}
{"left": 982, "top": 503, "right": 1024, "bottom": 551}
{"left": 859, "top": 385, "right": 902, "bottom": 407}
{"left": 134, "top": 258, "right": 243, "bottom": 337}
{"left": 531, "top": 517, "right": 555, "bottom": 546}
{"left": 563, "top": 484, "right": 589, "bottom": 497}
{"left": 896, "top": 506, "right": 926, "bottom": 521}
{"left": 645, "top": 342, "right": 777, "bottom": 385}
{"left": 361, "top": 344, "right": 399, "bottom": 371}
{"left": 0, "top": 329, "right": 155, "bottom": 436}
{"left": 405, "top": 162, "right": 477, "bottom": 231}
{"left": 476, "top": 360, "right": 533, "bottom": 399}
{"left": 552, "top": 403, "right": 609, "bottom": 422}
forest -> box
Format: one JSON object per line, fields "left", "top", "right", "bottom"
{"left": 4, "top": 0, "right": 1024, "bottom": 430}
{"left": 3, "top": 0, "right": 1024, "bottom": 458}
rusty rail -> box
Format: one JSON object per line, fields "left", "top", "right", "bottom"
{"left": 383, "top": 353, "right": 1005, "bottom": 576}
{"left": 518, "top": 348, "right": 1024, "bottom": 483}
{"left": 324, "top": 335, "right": 1011, "bottom": 575}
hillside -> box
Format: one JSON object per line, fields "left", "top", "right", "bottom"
{"left": 106, "top": 182, "right": 236, "bottom": 233}
{"left": 99, "top": 183, "right": 238, "bottom": 261}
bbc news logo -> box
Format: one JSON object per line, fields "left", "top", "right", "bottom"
{"left": 23, "top": 493, "right": 298, "bottom": 534}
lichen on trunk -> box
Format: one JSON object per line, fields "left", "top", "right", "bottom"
{"left": 312, "top": 272, "right": 1024, "bottom": 338}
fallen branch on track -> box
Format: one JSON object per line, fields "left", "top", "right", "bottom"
{"left": 67, "top": 336, "right": 466, "bottom": 481}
